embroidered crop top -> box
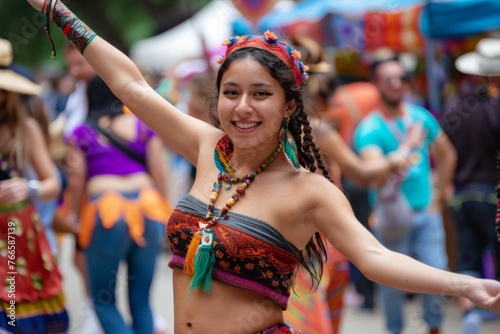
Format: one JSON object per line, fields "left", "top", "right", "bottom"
{"left": 167, "top": 194, "right": 300, "bottom": 310}
{"left": 68, "top": 118, "right": 156, "bottom": 180}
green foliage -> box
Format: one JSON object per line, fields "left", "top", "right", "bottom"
{"left": 0, "top": 0, "right": 211, "bottom": 70}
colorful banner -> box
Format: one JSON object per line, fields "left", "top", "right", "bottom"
{"left": 329, "top": 13, "right": 365, "bottom": 50}
{"left": 232, "top": 0, "right": 278, "bottom": 26}
{"left": 363, "top": 4, "right": 425, "bottom": 52}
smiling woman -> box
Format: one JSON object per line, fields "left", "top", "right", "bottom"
{"left": 23, "top": 0, "right": 500, "bottom": 332}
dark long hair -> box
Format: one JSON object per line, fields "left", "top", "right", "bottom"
{"left": 208, "top": 47, "right": 332, "bottom": 290}
{"left": 0, "top": 90, "right": 29, "bottom": 172}
{"left": 86, "top": 75, "right": 124, "bottom": 121}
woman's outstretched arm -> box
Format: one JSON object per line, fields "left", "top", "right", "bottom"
{"left": 26, "top": 0, "right": 219, "bottom": 165}
{"left": 306, "top": 173, "right": 500, "bottom": 314}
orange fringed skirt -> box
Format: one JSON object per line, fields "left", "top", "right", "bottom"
{"left": 78, "top": 187, "right": 172, "bottom": 248}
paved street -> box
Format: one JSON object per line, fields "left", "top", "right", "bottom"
{"left": 58, "top": 235, "right": 500, "bottom": 334}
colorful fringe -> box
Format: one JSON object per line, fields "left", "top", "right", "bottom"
{"left": 325, "top": 247, "right": 350, "bottom": 333}
{"left": 78, "top": 187, "right": 172, "bottom": 248}
{"left": 283, "top": 245, "right": 349, "bottom": 334}
{"left": 0, "top": 291, "right": 69, "bottom": 333}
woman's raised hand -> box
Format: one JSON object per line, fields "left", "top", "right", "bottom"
{"left": 26, "top": 0, "right": 44, "bottom": 11}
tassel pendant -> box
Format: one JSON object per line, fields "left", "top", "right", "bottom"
{"left": 283, "top": 122, "right": 299, "bottom": 169}
{"left": 184, "top": 231, "right": 202, "bottom": 277}
{"left": 189, "top": 229, "right": 216, "bottom": 293}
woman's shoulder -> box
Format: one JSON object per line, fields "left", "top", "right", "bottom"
{"left": 291, "top": 168, "right": 345, "bottom": 203}
{"left": 23, "top": 116, "right": 41, "bottom": 131}
{"left": 23, "top": 117, "right": 48, "bottom": 143}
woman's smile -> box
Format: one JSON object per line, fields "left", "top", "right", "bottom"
{"left": 233, "top": 121, "right": 261, "bottom": 130}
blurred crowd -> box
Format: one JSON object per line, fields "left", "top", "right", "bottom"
{"left": 1, "top": 22, "right": 499, "bottom": 334}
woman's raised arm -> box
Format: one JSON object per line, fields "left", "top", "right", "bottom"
{"left": 26, "top": 0, "right": 218, "bottom": 165}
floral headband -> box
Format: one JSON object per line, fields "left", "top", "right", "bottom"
{"left": 215, "top": 30, "right": 309, "bottom": 86}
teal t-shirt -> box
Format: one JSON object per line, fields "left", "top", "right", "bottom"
{"left": 353, "top": 103, "right": 442, "bottom": 210}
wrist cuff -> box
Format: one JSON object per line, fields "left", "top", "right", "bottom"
{"left": 27, "top": 180, "right": 41, "bottom": 200}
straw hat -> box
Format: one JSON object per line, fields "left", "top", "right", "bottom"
{"left": 0, "top": 38, "right": 41, "bottom": 95}
{"left": 455, "top": 38, "right": 500, "bottom": 77}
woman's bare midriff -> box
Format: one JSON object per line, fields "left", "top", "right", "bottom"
{"left": 86, "top": 173, "right": 154, "bottom": 195}
{"left": 172, "top": 269, "right": 284, "bottom": 334}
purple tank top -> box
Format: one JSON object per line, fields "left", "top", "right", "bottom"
{"left": 69, "top": 118, "right": 156, "bottom": 180}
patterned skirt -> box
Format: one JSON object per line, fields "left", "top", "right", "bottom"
{"left": 283, "top": 245, "right": 349, "bottom": 334}
{"left": 0, "top": 201, "right": 69, "bottom": 333}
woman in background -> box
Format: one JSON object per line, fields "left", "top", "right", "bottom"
{"left": 66, "top": 75, "right": 171, "bottom": 334}
{"left": 0, "top": 37, "right": 69, "bottom": 333}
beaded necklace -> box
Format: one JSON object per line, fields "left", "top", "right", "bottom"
{"left": 0, "top": 153, "right": 19, "bottom": 180}
{"left": 184, "top": 134, "right": 282, "bottom": 292}
{"left": 202, "top": 145, "right": 282, "bottom": 227}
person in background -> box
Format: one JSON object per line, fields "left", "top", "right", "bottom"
{"left": 441, "top": 37, "right": 500, "bottom": 334}
{"left": 66, "top": 75, "right": 172, "bottom": 333}
{"left": 328, "top": 81, "right": 380, "bottom": 311}
{"left": 38, "top": 63, "right": 72, "bottom": 122}
{"left": 354, "top": 55, "right": 457, "bottom": 334}
{"left": 172, "top": 59, "right": 215, "bottom": 201}
{"left": 283, "top": 35, "right": 349, "bottom": 334}
{"left": 60, "top": 43, "right": 96, "bottom": 139}
{"left": 285, "top": 36, "right": 425, "bottom": 333}
{"left": 21, "top": 93, "right": 61, "bottom": 255}
{"left": 0, "top": 37, "right": 69, "bottom": 333}
{"left": 53, "top": 42, "right": 102, "bottom": 334}
{"left": 26, "top": 1, "right": 500, "bottom": 333}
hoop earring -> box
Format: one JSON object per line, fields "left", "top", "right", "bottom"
{"left": 281, "top": 117, "right": 299, "bottom": 169}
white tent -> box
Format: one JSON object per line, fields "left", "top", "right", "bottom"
{"left": 129, "top": 0, "right": 239, "bottom": 73}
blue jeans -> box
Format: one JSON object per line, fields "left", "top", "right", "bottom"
{"left": 450, "top": 183, "right": 499, "bottom": 279}
{"left": 376, "top": 209, "right": 448, "bottom": 333}
{"left": 86, "top": 190, "right": 165, "bottom": 334}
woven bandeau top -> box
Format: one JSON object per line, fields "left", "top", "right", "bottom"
{"left": 167, "top": 194, "right": 300, "bottom": 310}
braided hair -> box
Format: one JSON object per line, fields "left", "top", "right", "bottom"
{"left": 208, "top": 47, "right": 332, "bottom": 290}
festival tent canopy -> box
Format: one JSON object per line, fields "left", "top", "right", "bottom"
{"left": 258, "top": 0, "right": 425, "bottom": 29}
{"left": 129, "top": 0, "right": 239, "bottom": 72}
{"left": 256, "top": 0, "right": 500, "bottom": 52}
{"left": 130, "top": 0, "right": 500, "bottom": 72}
{"left": 257, "top": 0, "right": 427, "bottom": 52}
{"left": 422, "top": 0, "right": 500, "bottom": 38}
